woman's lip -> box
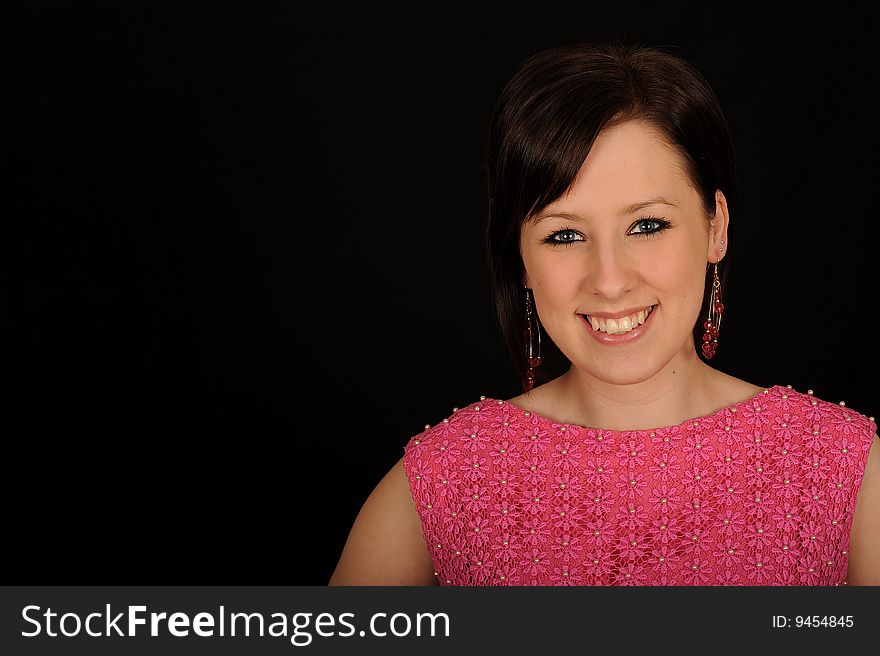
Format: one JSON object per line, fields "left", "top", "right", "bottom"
{"left": 584, "top": 305, "right": 654, "bottom": 320}
{"left": 580, "top": 305, "right": 656, "bottom": 345}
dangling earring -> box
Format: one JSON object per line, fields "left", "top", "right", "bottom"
{"left": 524, "top": 287, "right": 542, "bottom": 391}
{"left": 701, "top": 260, "right": 724, "bottom": 359}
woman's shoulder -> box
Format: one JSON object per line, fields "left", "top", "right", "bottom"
{"left": 401, "top": 394, "right": 517, "bottom": 459}
{"left": 770, "top": 384, "right": 876, "bottom": 426}
{"left": 756, "top": 385, "right": 878, "bottom": 467}
{"left": 399, "top": 396, "right": 493, "bottom": 512}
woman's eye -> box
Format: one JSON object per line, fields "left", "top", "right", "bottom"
{"left": 630, "top": 218, "right": 670, "bottom": 237}
{"left": 544, "top": 229, "right": 584, "bottom": 246}
{"left": 543, "top": 217, "right": 670, "bottom": 246}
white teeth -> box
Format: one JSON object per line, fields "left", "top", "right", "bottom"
{"left": 586, "top": 306, "right": 653, "bottom": 334}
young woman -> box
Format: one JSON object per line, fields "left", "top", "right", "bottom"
{"left": 329, "top": 42, "right": 879, "bottom": 586}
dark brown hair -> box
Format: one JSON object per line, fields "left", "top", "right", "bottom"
{"left": 484, "top": 41, "right": 738, "bottom": 391}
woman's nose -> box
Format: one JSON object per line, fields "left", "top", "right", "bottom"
{"left": 586, "top": 243, "right": 637, "bottom": 299}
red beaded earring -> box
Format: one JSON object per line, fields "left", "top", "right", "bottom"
{"left": 524, "top": 287, "right": 542, "bottom": 391}
{"left": 701, "top": 261, "right": 724, "bottom": 359}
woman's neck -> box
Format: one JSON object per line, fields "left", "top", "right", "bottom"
{"left": 526, "top": 352, "right": 755, "bottom": 431}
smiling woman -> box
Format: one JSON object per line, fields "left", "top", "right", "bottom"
{"left": 518, "top": 119, "right": 728, "bottom": 391}
{"left": 329, "top": 41, "right": 879, "bottom": 587}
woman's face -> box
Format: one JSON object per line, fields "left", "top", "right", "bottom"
{"left": 519, "top": 119, "right": 728, "bottom": 385}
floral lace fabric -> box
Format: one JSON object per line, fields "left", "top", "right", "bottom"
{"left": 403, "top": 385, "right": 877, "bottom": 585}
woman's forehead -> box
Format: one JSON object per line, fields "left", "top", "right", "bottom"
{"left": 532, "top": 121, "right": 696, "bottom": 222}
{"left": 575, "top": 123, "right": 689, "bottom": 201}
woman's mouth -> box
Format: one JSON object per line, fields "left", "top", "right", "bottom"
{"left": 579, "top": 305, "right": 657, "bottom": 345}
{"left": 583, "top": 305, "right": 656, "bottom": 334}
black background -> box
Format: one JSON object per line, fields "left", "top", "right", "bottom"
{"left": 5, "top": 3, "right": 878, "bottom": 583}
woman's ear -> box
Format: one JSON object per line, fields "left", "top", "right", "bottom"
{"left": 709, "top": 189, "right": 730, "bottom": 264}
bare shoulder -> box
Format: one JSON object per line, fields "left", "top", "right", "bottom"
{"left": 505, "top": 378, "right": 564, "bottom": 415}
{"left": 706, "top": 370, "right": 765, "bottom": 403}
{"left": 328, "top": 455, "right": 438, "bottom": 586}
{"left": 847, "top": 432, "right": 880, "bottom": 585}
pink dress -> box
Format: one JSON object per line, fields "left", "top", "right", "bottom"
{"left": 403, "top": 385, "right": 877, "bottom": 585}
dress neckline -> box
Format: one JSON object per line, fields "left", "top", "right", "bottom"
{"left": 485, "top": 385, "right": 782, "bottom": 433}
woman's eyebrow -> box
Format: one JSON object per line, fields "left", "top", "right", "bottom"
{"left": 530, "top": 197, "right": 677, "bottom": 225}
{"left": 621, "top": 197, "right": 677, "bottom": 214}
{"left": 529, "top": 210, "right": 585, "bottom": 225}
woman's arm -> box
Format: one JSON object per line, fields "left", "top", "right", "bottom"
{"left": 846, "top": 433, "right": 880, "bottom": 585}
{"left": 328, "top": 456, "right": 439, "bottom": 586}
